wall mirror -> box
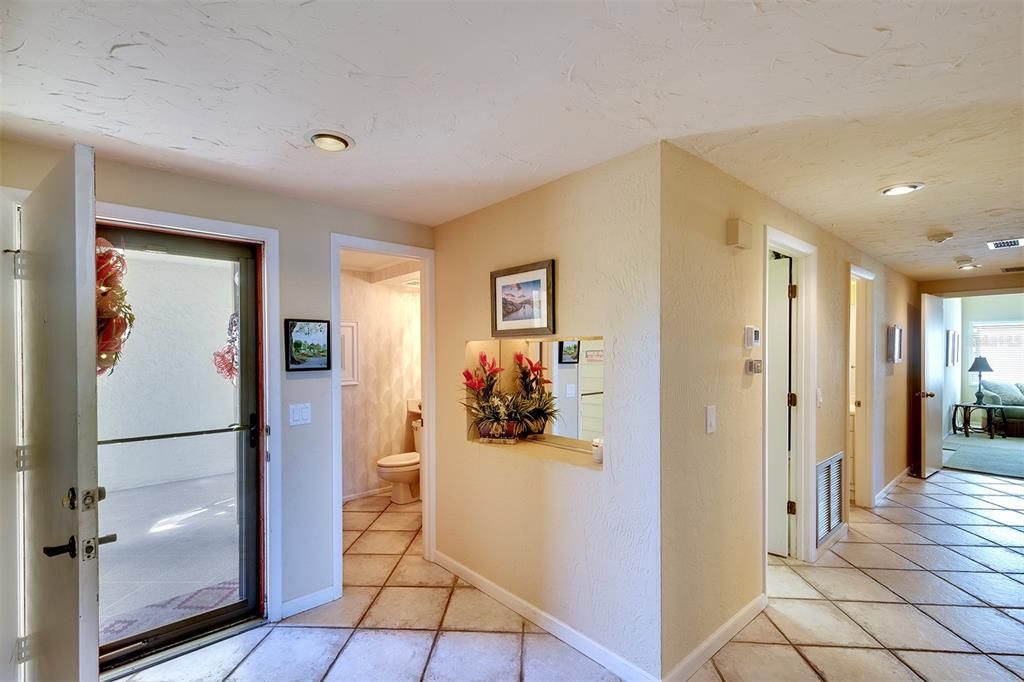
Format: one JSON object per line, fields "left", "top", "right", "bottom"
{"left": 463, "top": 336, "right": 604, "bottom": 453}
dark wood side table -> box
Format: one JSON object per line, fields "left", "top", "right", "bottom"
{"left": 951, "top": 403, "right": 1008, "bottom": 440}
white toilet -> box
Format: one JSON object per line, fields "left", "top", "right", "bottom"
{"left": 377, "top": 419, "right": 422, "bottom": 505}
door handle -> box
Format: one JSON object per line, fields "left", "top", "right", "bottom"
{"left": 914, "top": 391, "right": 935, "bottom": 398}
{"left": 98, "top": 533, "right": 117, "bottom": 546}
{"left": 42, "top": 536, "right": 77, "bottom": 559}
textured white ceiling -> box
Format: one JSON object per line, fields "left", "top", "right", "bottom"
{"left": 2, "top": 1, "right": 1021, "bottom": 280}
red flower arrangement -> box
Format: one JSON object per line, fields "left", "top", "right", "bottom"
{"left": 460, "top": 351, "right": 559, "bottom": 440}
{"left": 95, "top": 238, "right": 135, "bottom": 376}
{"left": 213, "top": 312, "right": 240, "bottom": 385}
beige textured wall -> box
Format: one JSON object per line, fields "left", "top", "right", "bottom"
{"left": 1, "top": 135, "right": 431, "bottom": 605}
{"left": 434, "top": 145, "right": 663, "bottom": 676}
{"left": 919, "top": 273, "right": 1024, "bottom": 296}
{"left": 658, "top": 142, "right": 918, "bottom": 673}
{"left": 340, "top": 270, "right": 421, "bottom": 497}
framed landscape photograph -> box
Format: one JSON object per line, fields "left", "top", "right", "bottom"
{"left": 285, "top": 319, "right": 331, "bottom": 372}
{"left": 490, "top": 259, "right": 555, "bottom": 337}
{"left": 559, "top": 340, "right": 580, "bottom": 364}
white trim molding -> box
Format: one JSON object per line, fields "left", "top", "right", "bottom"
{"left": 850, "top": 264, "right": 876, "bottom": 281}
{"left": 433, "top": 552, "right": 660, "bottom": 682}
{"left": 663, "top": 593, "right": 768, "bottom": 682}
{"left": 875, "top": 468, "right": 910, "bottom": 508}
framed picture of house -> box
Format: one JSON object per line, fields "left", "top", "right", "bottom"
{"left": 340, "top": 321, "right": 359, "bottom": 385}
{"left": 285, "top": 319, "right": 331, "bottom": 372}
{"left": 490, "top": 259, "right": 555, "bottom": 337}
{"left": 559, "top": 340, "right": 580, "bottom": 364}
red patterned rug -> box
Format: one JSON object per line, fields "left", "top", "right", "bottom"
{"left": 101, "top": 580, "right": 240, "bottom": 643}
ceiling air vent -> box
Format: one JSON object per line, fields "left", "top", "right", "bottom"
{"left": 987, "top": 237, "right": 1022, "bottom": 250}
{"left": 1001, "top": 266, "right": 1024, "bottom": 273}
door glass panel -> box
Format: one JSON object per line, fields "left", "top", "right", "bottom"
{"left": 97, "top": 250, "right": 240, "bottom": 441}
{"left": 98, "top": 433, "right": 242, "bottom": 644}
{"left": 95, "top": 227, "right": 260, "bottom": 663}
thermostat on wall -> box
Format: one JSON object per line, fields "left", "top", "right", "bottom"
{"left": 744, "top": 325, "right": 761, "bottom": 349}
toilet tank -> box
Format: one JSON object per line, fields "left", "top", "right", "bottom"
{"left": 412, "top": 419, "right": 423, "bottom": 453}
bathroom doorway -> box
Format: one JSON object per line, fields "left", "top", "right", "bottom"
{"left": 331, "top": 235, "right": 436, "bottom": 595}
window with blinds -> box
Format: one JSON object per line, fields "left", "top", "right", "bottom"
{"left": 816, "top": 453, "right": 843, "bottom": 545}
{"left": 970, "top": 322, "right": 1024, "bottom": 384}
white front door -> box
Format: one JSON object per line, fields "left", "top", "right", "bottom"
{"left": 766, "top": 255, "right": 792, "bottom": 557}
{"left": 20, "top": 144, "right": 100, "bottom": 681}
{"left": 921, "top": 294, "right": 945, "bottom": 478}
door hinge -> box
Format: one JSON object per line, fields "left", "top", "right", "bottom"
{"left": 787, "top": 500, "right": 797, "bottom": 515}
{"left": 788, "top": 283, "right": 798, "bottom": 299}
{"left": 14, "top": 445, "right": 29, "bottom": 471}
{"left": 265, "top": 425, "right": 271, "bottom": 462}
{"left": 788, "top": 392, "right": 798, "bottom": 407}
{"left": 4, "top": 249, "right": 25, "bottom": 280}
{"left": 15, "top": 635, "right": 29, "bottom": 663}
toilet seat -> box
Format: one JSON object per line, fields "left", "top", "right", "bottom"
{"left": 378, "top": 451, "right": 420, "bottom": 468}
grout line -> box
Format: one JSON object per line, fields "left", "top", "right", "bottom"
{"left": 218, "top": 623, "right": 275, "bottom": 682}
{"left": 418, "top": 576, "right": 456, "bottom": 682}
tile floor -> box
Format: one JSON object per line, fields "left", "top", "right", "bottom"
{"left": 128, "top": 492, "right": 619, "bottom": 681}
{"left": 693, "top": 468, "right": 1024, "bottom": 681}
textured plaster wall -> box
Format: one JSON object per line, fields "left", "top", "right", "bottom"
{"left": 433, "top": 145, "right": 663, "bottom": 677}
{"left": 0, "top": 136, "right": 431, "bottom": 606}
{"left": 340, "top": 269, "right": 421, "bottom": 497}
{"left": 658, "top": 142, "right": 919, "bottom": 673}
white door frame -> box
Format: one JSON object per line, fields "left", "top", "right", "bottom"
{"left": 763, "top": 226, "right": 818, "bottom": 563}
{"left": 849, "top": 266, "right": 876, "bottom": 507}
{"left": 331, "top": 235, "right": 437, "bottom": 575}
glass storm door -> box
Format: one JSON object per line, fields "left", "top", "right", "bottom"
{"left": 95, "top": 224, "right": 261, "bottom": 669}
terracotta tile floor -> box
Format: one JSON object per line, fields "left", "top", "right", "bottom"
{"left": 129, "top": 492, "right": 618, "bottom": 681}
{"left": 693, "top": 469, "right": 1024, "bottom": 681}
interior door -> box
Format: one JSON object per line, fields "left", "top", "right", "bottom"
{"left": 766, "top": 254, "right": 792, "bottom": 556}
{"left": 920, "top": 293, "right": 945, "bottom": 478}
{"left": 20, "top": 144, "right": 100, "bottom": 681}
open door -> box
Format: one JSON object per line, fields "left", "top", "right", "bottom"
{"left": 20, "top": 144, "right": 101, "bottom": 681}
{"left": 919, "top": 293, "right": 945, "bottom": 478}
{"left": 766, "top": 253, "right": 793, "bottom": 556}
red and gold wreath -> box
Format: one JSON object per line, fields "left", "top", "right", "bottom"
{"left": 96, "top": 237, "right": 135, "bottom": 376}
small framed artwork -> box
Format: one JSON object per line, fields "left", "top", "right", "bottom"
{"left": 946, "top": 329, "right": 956, "bottom": 367}
{"left": 491, "top": 259, "right": 555, "bottom": 337}
{"left": 340, "top": 321, "right": 359, "bottom": 386}
{"left": 285, "top": 319, "right": 331, "bottom": 372}
{"left": 887, "top": 324, "right": 904, "bottom": 364}
{"left": 954, "top": 332, "right": 961, "bottom": 365}
{"left": 558, "top": 340, "right": 580, "bottom": 364}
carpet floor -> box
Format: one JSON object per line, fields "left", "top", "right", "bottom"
{"left": 943, "top": 433, "right": 1024, "bottom": 479}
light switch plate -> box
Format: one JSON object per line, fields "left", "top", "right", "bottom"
{"left": 289, "top": 403, "right": 312, "bottom": 426}
{"left": 566, "top": 383, "right": 577, "bottom": 398}
{"left": 706, "top": 405, "right": 717, "bottom": 434}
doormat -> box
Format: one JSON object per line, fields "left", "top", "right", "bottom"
{"left": 100, "top": 580, "right": 240, "bottom": 643}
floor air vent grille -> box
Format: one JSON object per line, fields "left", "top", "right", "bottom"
{"left": 816, "top": 452, "right": 843, "bottom": 544}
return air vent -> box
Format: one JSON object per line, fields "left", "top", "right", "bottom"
{"left": 988, "top": 237, "right": 1022, "bottom": 250}
{"left": 816, "top": 452, "right": 843, "bottom": 545}
{"left": 1002, "top": 266, "right": 1024, "bottom": 273}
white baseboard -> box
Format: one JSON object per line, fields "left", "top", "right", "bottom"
{"left": 280, "top": 584, "right": 340, "bottom": 619}
{"left": 818, "top": 522, "right": 848, "bottom": 552}
{"left": 663, "top": 593, "right": 767, "bottom": 682}
{"left": 874, "top": 467, "right": 909, "bottom": 507}
{"left": 343, "top": 485, "right": 391, "bottom": 503}
{"left": 432, "top": 551, "right": 659, "bottom": 682}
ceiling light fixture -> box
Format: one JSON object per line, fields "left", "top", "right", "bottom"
{"left": 310, "top": 131, "right": 353, "bottom": 152}
{"left": 954, "top": 256, "right": 981, "bottom": 271}
{"left": 880, "top": 182, "right": 925, "bottom": 196}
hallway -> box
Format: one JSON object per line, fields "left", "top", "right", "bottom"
{"left": 695, "top": 469, "right": 1024, "bottom": 681}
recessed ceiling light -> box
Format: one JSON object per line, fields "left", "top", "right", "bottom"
{"left": 310, "top": 131, "right": 353, "bottom": 152}
{"left": 954, "top": 256, "right": 981, "bottom": 270}
{"left": 880, "top": 183, "right": 925, "bottom": 196}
